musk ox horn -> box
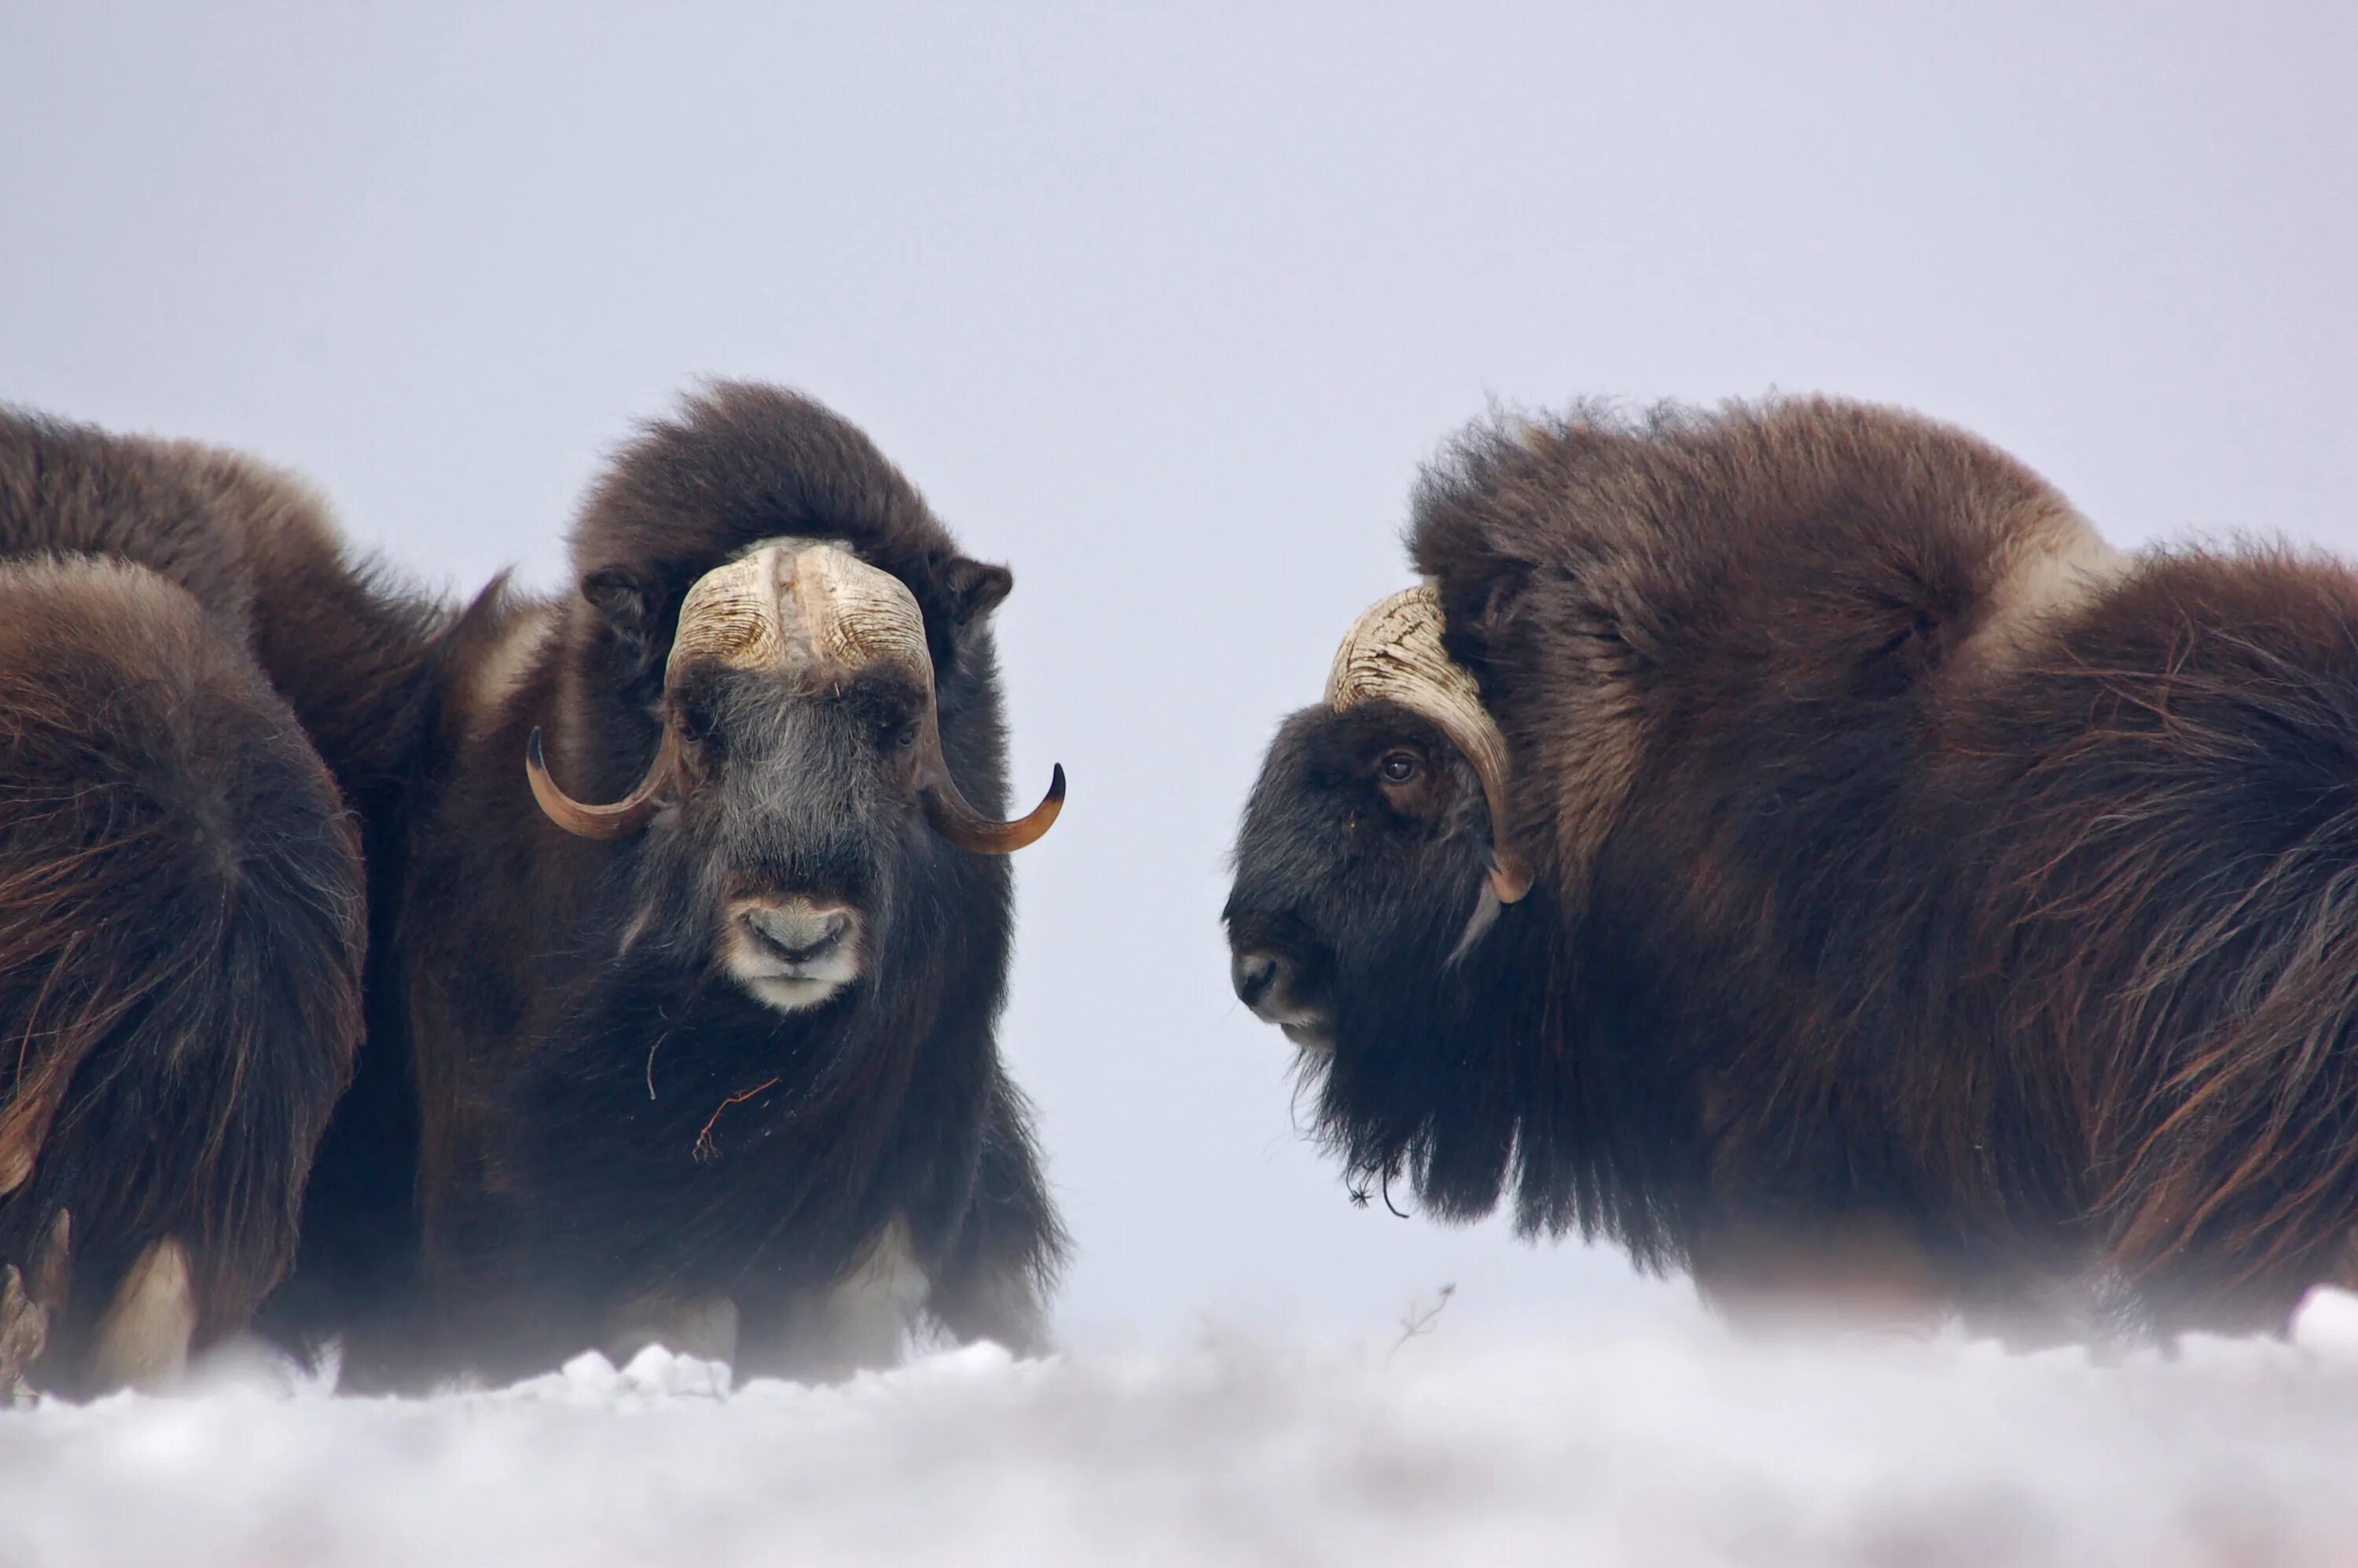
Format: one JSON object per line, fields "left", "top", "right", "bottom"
{"left": 785, "top": 544, "right": 1065, "bottom": 854}
{"left": 526, "top": 547, "right": 788, "bottom": 839}
{"left": 1326, "top": 586, "right": 1532, "bottom": 905}
{"left": 526, "top": 539, "right": 1063, "bottom": 853}
{"left": 527, "top": 725, "right": 681, "bottom": 840}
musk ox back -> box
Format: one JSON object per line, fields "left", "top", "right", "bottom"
{"left": 0, "top": 411, "right": 368, "bottom": 1396}
{"left": 1236, "top": 395, "right": 2358, "bottom": 1339}
{"left": 328, "top": 383, "right": 1067, "bottom": 1386}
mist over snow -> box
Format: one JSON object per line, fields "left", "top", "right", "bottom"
{"left": 4, "top": 0, "right": 2348, "bottom": 1353}
{"left": 11, "top": 1294, "right": 2358, "bottom": 1566}
{"left": 3, "top": 2, "right": 2353, "bottom": 1563}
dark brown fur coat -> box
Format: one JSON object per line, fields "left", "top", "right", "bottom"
{"left": 0, "top": 410, "right": 418, "bottom": 1393}
{"left": 1416, "top": 397, "right": 2358, "bottom": 1334}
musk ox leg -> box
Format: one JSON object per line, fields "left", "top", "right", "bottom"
{"left": 604, "top": 1291, "right": 740, "bottom": 1367}
{"left": 1949, "top": 1269, "right": 2114, "bottom": 1352}
{"left": 927, "top": 1082, "right": 1065, "bottom": 1358}
{"left": 0, "top": 560, "right": 363, "bottom": 1397}
{"left": 774, "top": 1219, "right": 930, "bottom": 1382}
{"left": 1688, "top": 1214, "right": 1950, "bottom": 1338}
{"left": 926, "top": 1258, "right": 1049, "bottom": 1359}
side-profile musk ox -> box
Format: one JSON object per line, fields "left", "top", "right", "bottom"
{"left": 303, "top": 384, "right": 1070, "bottom": 1387}
{"left": 1235, "top": 395, "right": 2358, "bottom": 1340}
{"left": 1225, "top": 587, "right": 1695, "bottom": 1256}
{"left": 0, "top": 409, "right": 431, "bottom": 1396}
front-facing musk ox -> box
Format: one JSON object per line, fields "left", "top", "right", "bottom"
{"left": 0, "top": 412, "right": 375, "bottom": 1396}
{"left": 1234, "top": 396, "right": 2358, "bottom": 1340}
{"left": 289, "top": 384, "right": 1069, "bottom": 1387}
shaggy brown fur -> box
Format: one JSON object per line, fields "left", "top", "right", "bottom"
{"left": 299, "top": 383, "right": 1064, "bottom": 1388}
{"left": 2, "top": 389, "right": 1065, "bottom": 1394}
{"left": 0, "top": 411, "right": 370, "bottom": 1394}
{"left": 1406, "top": 395, "right": 2358, "bottom": 1334}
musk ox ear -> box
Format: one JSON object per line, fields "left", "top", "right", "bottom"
{"left": 1431, "top": 558, "right": 1533, "bottom": 688}
{"left": 581, "top": 564, "right": 673, "bottom": 689}
{"left": 935, "top": 556, "right": 1016, "bottom": 666}
{"left": 942, "top": 556, "right": 1014, "bottom": 629}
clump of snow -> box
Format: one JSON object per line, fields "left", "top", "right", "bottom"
{"left": 9, "top": 1291, "right": 2358, "bottom": 1566}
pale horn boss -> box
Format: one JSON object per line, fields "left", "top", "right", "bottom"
{"left": 1326, "top": 584, "right": 1530, "bottom": 908}
{"left": 527, "top": 538, "right": 1064, "bottom": 852}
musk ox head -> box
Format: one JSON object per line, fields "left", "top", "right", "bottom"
{"left": 1226, "top": 586, "right": 1527, "bottom": 1045}
{"left": 529, "top": 535, "right": 1061, "bottom": 1014}
{"left": 1224, "top": 589, "right": 1573, "bottom": 1220}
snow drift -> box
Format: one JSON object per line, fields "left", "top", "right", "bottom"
{"left": 11, "top": 1291, "right": 2358, "bottom": 1566}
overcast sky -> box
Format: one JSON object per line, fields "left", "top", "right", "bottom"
{"left": 4, "top": 2, "right": 2352, "bottom": 1350}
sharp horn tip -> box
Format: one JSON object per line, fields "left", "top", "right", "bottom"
{"left": 527, "top": 728, "right": 548, "bottom": 768}
{"left": 1489, "top": 857, "right": 1533, "bottom": 905}
{"left": 1047, "top": 762, "right": 1067, "bottom": 803}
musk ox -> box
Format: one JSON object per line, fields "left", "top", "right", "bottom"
{"left": 0, "top": 409, "right": 408, "bottom": 1396}
{"left": 285, "top": 384, "right": 1069, "bottom": 1388}
{"left": 1233, "top": 395, "right": 2358, "bottom": 1338}
{"left": 1225, "top": 589, "right": 1689, "bottom": 1258}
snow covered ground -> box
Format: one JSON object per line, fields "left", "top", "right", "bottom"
{"left": 10, "top": 1294, "right": 2358, "bottom": 1567}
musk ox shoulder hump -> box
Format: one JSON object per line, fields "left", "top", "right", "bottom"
{"left": 571, "top": 384, "right": 971, "bottom": 603}
{"left": 1, "top": 408, "right": 270, "bottom": 630}
{"left": 563, "top": 383, "right": 1020, "bottom": 685}
{"left": 1404, "top": 395, "right": 2130, "bottom": 893}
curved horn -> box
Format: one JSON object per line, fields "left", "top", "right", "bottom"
{"left": 524, "top": 542, "right": 797, "bottom": 839}
{"left": 1327, "top": 586, "right": 1532, "bottom": 904}
{"left": 793, "top": 543, "right": 1066, "bottom": 855}
{"left": 529, "top": 539, "right": 1064, "bottom": 850}
{"left": 922, "top": 744, "right": 1067, "bottom": 854}
{"left": 527, "top": 725, "right": 678, "bottom": 840}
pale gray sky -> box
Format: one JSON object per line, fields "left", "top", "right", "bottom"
{"left": 4, "top": 2, "right": 2352, "bottom": 1348}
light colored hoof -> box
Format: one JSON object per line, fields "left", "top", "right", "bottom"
{"left": 778, "top": 1217, "right": 929, "bottom": 1382}
{"left": 1, "top": 1265, "right": 44, "bottom": 1399}
{"left": 1, "top": 1210, "right": 72, "bottom": 1400}
{"left": 93, "top": 1237, "right": 196, "bottom": 1393}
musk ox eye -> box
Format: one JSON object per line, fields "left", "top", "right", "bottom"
{"left": 894, "top": 721, "right": 920, "bottom": 750}
{"left": 1379, "top": 750, "right": 1422, "bottom": 784}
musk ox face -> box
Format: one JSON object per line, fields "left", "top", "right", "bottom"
{"left": 1225, "top": 700, "right": 1502, "bottom": 1050}
{"left": 528, "top": 538, "right": 1063, "bottom": 1016}
{"left": 1226, "top": 585, "right": 1563, "bottom": 1220}
{"left": 665, "top": 658, "right": 937, "bottom": 1013}
{"left": 1226, "top": 584, "right": 1532, "bottom": 1047}
{"left": 1226, "top": 696, "right": 1576, "bottom": 1224}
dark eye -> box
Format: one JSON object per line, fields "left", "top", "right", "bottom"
{"left": 895, "top": 722, "right": 920, "bottom": 750}
{"left": 1379, "top": 750, "right": 1421, "bottom": 784}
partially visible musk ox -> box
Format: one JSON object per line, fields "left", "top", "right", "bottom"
{"left": 292, "top": 385, "right": 1068, "bottom": 1387}
{"left": 1232, "top": 396, "right": 2358, "bottom": 1338}
{"left": 0, "top": 410, "right": 429, "bottom": 1396}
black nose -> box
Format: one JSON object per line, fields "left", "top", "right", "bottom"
{"left": 1231, "top": 950, "right": 1286, "bottom": 1009}
{"left": 743, "top": 903, "right": 851, "bottom": 964}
